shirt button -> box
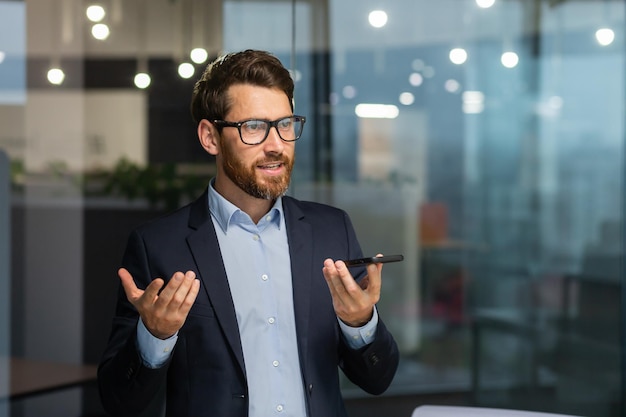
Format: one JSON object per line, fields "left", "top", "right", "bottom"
{"left": 261, "top": 274, "right": 269, "bottom": 281}
{"left": 252, "top": 234, "right": 260, "bottom": 241}
{"left": 268, "top": 317, "right": 276, "bottom": 324}
{"left": 272, "top": 360, "right": 279, "bottom": 367}
{"left": 276, "top": 404, "right": 284, "bottom": 412}
{"left": 266, "top": 215, "right": 272, "bottom": 221}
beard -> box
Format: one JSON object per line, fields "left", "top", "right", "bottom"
{"left": 220, "top": 137, "right": 294, "bottom": 200}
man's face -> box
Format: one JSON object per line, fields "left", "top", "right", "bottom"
{"left": 217, "top": 84, "right": 295, "bottom": 200}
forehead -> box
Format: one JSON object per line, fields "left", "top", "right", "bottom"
{"left": 225, "top": 84, "right": 292, "bottom": 120}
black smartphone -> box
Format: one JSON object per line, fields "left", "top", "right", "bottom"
{"left": 343, "top": 254, "right": 404, "bottom": 268}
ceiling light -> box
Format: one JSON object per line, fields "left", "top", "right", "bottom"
{"left": 342, "top": 85, "right": 357, "bottom": 99}
{"left": 134, "top": 72, "right": 151, "bottom": 89}
{"left": 449, "top": 48, "right": 468, "bottom": 65}
{"left": 462, "top": 91, "right": 485, "bottom": 114}
{"left": 444, "top": 79, "right": 461, "bottom": 93}
{"left": 355, "top": 103, "right": 399, "bottom": 119}
{"left": 368, "top": 10, "right": 388, "bottom": 28}
{"left": 91, "top": 23, "right": 110, "bottom": 40}
{"left": 47, "top": 68, "right": 65, "bottom": 85}
{"left": 178, "top": 62, "right": 195, "bottom": 79}
{"left": 190, "top": 48, "right": 208, "bottom": 64}
{"left": 595, "top": 28, "right": 615, "bottom": 46}
{"left": 86, "top": 5, "right": 106, "bottom": 22}
{"left": 409, "top": 73, "right": 423, "bottom": 87}
{"left": 399, "top": 92, "right": 415, "bottom": 106}
{"left": 476, "top": 0, "right": 496, "bottom": 8}
{"left": 0, "top": 51, "right": 5, "bottom": 64}
{"left": 501, "top": 51, "right": 519, "bottom": 68}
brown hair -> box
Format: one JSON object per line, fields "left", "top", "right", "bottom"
{"left": 190, "top": 49, "right": 294, "bottom": 124}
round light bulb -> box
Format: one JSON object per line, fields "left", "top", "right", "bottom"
{"left": 178, "top": 62, "right": 195, "bottom": 79}
{"left": 86, "top": 5, "right": 106, "bottom": 22}
{"left": 47, "top": 68, "right": 65, "bottom": 85}
{"left": 595, "top": 28, "right": 615, "bottom": 46}
{"left": 476, "top": 0, "right": 496, "bottom": 8}
{"left": 449, "top": 48, "right": 468, "bottom": 65}
{"left": 368, "top": 10, "right": 388, "bottom": 28}
{"left": 399, "top": 92, "right": 415, "bottom": 106}
{"left": 91, "top": 23, "right": 110, "bottom": 40}
{"left": 134, "top": 72, "right": 151, "bottom": 89}
{"left": 190, "top": 48, "right": 208, "bottom": 64}
{"left": 501, "top": 51, "right": 519, "bottom": 68}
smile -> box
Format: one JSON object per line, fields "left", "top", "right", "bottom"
{"left": 258, "top": 163, "right": 282, "bottom": 170}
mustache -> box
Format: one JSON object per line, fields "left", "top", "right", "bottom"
{"left": 255, "top": 155, "right": 290, "bottom": 165}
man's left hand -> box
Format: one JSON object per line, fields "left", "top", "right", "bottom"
{"left": 322, "top": 256, "right": 383, "bottom": 327}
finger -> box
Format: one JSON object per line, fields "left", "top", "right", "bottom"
{"left": 153, "top": 271, "right": 186, "bottom": 310}
{"left": 365, "top": 262, "right": 383, "bottom": 296}
{"left": 167, "top": 271, "right": 198, "bottom": 311}
{"left": 322, "top": 259, "right": 346, "bottom": 296}
{"left": 143, "top": 277, "right": 165, "bottom": 305}
{"left": 179, "top": 277, "right": 201, "bottom": 314}
{"left": 323, "top": 259, "right": 358, "bottom": 304}
{"left": 334, "top": 260, "right": 361, "bottom": 292}
{"left": 118, "top": 268, "right": 142, "bottom": 301}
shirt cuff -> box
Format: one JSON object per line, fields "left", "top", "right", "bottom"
{"left": 136, "top": 318, "right": 178, "bottom": 369}
{"left": 338, "top": 307, "right": 379, "bottom": 350}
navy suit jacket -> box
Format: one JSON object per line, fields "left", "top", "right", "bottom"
{"left": 98, "top": 191, "right": 399, "bottom": 417}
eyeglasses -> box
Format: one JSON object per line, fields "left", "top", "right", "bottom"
{"left": 212, "top": 115, "right": 306, "bottom": 145}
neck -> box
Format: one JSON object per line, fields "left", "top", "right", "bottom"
{"left": 213, "top": 176, "right": 274, "bottom": 224}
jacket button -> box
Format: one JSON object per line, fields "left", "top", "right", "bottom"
{"left": 369, "top": 353, "right": 380, "bottom": 365}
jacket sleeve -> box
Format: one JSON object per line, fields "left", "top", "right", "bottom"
{"left": 338, "top": 315, "right": 399, "bottom": 395}
{"left": 336, "top": 210, "right": 400, "bottom": 395}
{"left": 97, "top": 229, "right": 170, "bottom": 417}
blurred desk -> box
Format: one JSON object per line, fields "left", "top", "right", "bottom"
{"left": 0, "top": 357, "right": 98, "bottom": 400}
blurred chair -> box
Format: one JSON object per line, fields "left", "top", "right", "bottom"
{"left": 412, "top": 405, "right": 582, "bottom": 417}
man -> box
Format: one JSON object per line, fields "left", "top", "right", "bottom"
{"left": 98, "top": 49, "right": 399, "bottom": 417}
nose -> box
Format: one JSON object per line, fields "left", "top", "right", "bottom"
{"left": 262, "top": 126, "right": 285, "bottom": 152}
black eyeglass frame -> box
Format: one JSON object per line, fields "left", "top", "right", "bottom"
{"left": 212, "top": 115, "right": 306, "bottom": 145}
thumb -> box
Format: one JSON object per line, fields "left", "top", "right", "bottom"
{"left": 118, "top": 267, "right": 143, "bottom": 301}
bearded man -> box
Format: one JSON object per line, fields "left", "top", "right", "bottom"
{"left": 98, "top": 49, "right": 399, "bottom": 417}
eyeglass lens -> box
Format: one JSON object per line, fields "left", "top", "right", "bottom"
{"left": 240, "top": 116, "right": 304, "bottom": 144}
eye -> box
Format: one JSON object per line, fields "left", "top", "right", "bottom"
{"left": 242, "top": 120, "right": 267, "bottom": 133}
{"left": 277, "top": 118, "right": 293, "bottom": 130}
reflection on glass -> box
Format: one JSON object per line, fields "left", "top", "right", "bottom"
{"left": 368, "top": 10, "right": 388, "bottom": 28}
{"left": 1, "top": 0, "right": 624, "bottom": 415}
{"left": 449, "top": 47, "right": 468, "bottom": 65}
{"left": 500, "top": 51, "right": 519, "bottom": 68}
{"left": 595, "top": 27, "right": 615, "bottom": 46}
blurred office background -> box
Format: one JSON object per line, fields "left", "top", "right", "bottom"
{"left": 0, "top": 0, "right": 624, "bottom": 416}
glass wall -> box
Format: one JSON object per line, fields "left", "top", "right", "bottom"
{"left": 0, "top": 0, "right": 623, "bottom": 416}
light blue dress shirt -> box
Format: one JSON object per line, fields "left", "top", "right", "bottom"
{"left": 136, "top": 181, "right": 379, "bottom": 416}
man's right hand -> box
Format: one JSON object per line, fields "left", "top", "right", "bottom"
{"left": 118, "top": 267, "right": 201, "bottom": 340}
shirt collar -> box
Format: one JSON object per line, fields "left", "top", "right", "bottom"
{"left": 208, "top": 179, "right": 283, "bottom": 233}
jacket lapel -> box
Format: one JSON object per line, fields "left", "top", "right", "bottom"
{"left": 282, "top": 197, "right": 313, "bottom": 368}
{"left": 186, "top": 191, "right": 246, "bottom": 375}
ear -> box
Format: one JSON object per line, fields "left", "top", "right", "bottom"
{"left": 198, "top": 119, "right": 220, "bottom": 156}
